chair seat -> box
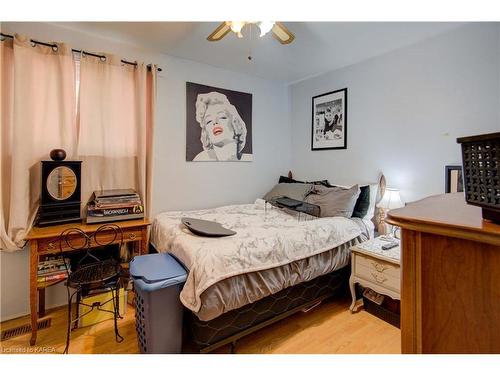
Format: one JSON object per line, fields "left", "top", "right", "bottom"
{"left": 67, "top": 259, "right": 120, "bottom": 289}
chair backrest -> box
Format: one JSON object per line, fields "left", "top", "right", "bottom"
{"left": 59, "top": 224, "right": 124, "bottom": 271}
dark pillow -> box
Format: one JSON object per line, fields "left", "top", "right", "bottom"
{"left": 278, "top": 175, "right": 299, "bottom": 184}
{"left": 278, "top": 175, "right": 332, "bottom": 187}
{"left": 308, "top": 179, "right": 332, "bottom": 187}
{"left": 351, "top": 185, "right": 371, "bottom": 218}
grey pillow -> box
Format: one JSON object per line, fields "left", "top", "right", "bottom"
{"left": 305, "top": 184, "right": 360, "bottom": 218}
{"left": 263, "top": 183, "right": 313, "bottom": 202}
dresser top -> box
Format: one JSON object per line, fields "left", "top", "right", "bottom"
{"left": 386, "top": 193, "right": 500, "bottom": 245}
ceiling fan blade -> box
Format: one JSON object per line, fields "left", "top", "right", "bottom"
{"left": 207, "top": 22, "right": 232, "bottom": 41}
{"left": 271, "top": 22, "right": 295, "bottom": 45}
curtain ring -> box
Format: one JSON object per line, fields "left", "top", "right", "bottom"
{"left": 52, "top": 44, "right": 59, "bottom": 52}
{"left": 30, "top": 40, "right": 36, "bottom": 47}
{"left": 100, "top": 55, "right": 106, "bottom": 62}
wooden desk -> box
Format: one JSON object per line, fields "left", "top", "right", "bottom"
{"left": 25, "top": 219, "right": 151, "bottom": 346}
{"left": 386, "top": 193, "right": 500, "bottom": 353}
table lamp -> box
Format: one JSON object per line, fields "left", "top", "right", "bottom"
{"left": 377, "top": 188, "right": 404, "bottom": 236}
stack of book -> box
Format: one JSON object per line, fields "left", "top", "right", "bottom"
{"left": 37, "top": 256, "right": 70, "bottom": 283}
{"left": 87, "top": 189, "right": 144, "bottom": 224}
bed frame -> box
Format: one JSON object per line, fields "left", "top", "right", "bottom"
{"left": 150, "top": 171, "right": 385, "bottom": 353}
{"left": 184, "top": 265, "right": 350, "bottom": 353}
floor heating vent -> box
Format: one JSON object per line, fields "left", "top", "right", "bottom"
{"left": 1, "top": 317, "right": 52, "bottom": 341}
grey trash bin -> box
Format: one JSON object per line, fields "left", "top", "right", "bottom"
{"left": 130, "top": 253, "right": 187, "bottom": 353}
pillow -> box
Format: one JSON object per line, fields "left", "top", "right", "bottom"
{"left": 363, "top": 183, "right": 379, "bottom": 220}
{"left": 278, "top": 175, "right": 298, "bottom": 184}
{"left": 305, "top": 185, "right": 360, "bottom": 218}
{"left": 351, "top": 185, "right": 370, "bottom": 218}
{"left": 263, "top": 183, "right": 313, "bottom": 202}
{"left": 278, "top": 175, "right": 332, "bottom": 187}
{"left": 331, "top": 183, "right": 379, "bottom": 219}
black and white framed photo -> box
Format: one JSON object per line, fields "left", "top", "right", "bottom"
{"left": 186, "top": 82, "right": 252, "bottom": 162}
{"left": 311, "top": 88, "right": 347, "bottom": 150}
{"left": 445, "top": 165, "right": 464, "bottom": 193}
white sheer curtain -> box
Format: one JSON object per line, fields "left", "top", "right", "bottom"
{"left": 77, "top": 54, "right": 155, "bottom": 217}
{"left": 0, "top": 35, "right": 76, "bottom": 251}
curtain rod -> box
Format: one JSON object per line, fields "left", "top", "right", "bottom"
{"left": 0, "top": 32, "right": 162, "bottom": 72}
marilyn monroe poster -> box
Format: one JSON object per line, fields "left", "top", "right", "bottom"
{"left": 311, "top": 88, "right": 347, "bottom": 150}
{"left": 186, "top": 82, "right": 253, "bottom": 162}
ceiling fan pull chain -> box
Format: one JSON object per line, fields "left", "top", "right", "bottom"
{"left": 248, "top": 23, "right": 253, "bottom": 61}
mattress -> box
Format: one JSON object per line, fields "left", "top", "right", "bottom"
{"left": 194, "top": 236, "right": 362, "bottom": 321}
{"left": 151, "top": 199, "right": 373, "bottom": 320}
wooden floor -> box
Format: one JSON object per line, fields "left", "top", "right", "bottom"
{"left": 0, "top": 296, "right": 400, "bottom": 354}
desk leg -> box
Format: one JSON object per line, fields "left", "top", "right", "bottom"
{"left": 29, "top": 241, "right": 38, "bottom": 346}
{"left": 140, "top": 226, "right": 148, "bottom": 255}
{"left": 38, "top": 289, "right": 46, "bottom": 318}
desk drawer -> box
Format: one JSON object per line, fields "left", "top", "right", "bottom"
{"left": 122, "top": 228, "right": 143, "bottom": 243}
{"left": 37, "top": 228, "right": 143, "bottom": 254}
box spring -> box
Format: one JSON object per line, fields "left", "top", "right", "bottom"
{"left": 185, "top": 265, "right": 350, "bottom": 353}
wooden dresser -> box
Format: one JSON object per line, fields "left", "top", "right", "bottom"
{"left": 386, "top": 193, "right": 500, "bottom": 354}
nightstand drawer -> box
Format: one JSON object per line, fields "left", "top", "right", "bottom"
{"left": 355, "top": 253, "right": 400, "bottom": 279}
{"left": 356, "top": 264, "right": 400, "bottom": 292}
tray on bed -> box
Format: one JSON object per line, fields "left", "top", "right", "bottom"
{"left": 181, "top": 217, "right": 236, "bottom": 237}
{"left": 266, "top": 197, "right": 321, "bottom": 217}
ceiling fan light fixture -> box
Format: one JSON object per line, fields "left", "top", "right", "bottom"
{"left": 207, "top": 21, "right": 294, "bottom": 44}
{"left": 257, "top": 21, "right": 275, "bottom": 37}
{"left": 229, "top": 21, "right": 245, "bottom": 38}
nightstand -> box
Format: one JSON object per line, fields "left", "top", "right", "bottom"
{"left": 349, "top": 236, "right": 400, "bottom": 312}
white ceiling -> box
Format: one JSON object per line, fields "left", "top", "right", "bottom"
{"left": 53, "top": 22, "right": 466, "bottom": 83}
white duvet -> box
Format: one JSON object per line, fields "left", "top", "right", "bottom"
{"left": 151, "top": 199, "right": 362, "bottom": 313}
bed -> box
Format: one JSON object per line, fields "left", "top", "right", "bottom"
{"left": 150, "top": 195, "right": 376, "bottom": 352}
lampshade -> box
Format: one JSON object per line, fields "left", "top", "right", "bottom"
{"left": 377, "top": 188, "right": 404, "bottom": 210}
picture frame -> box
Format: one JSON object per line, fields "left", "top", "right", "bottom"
{"left": 445, "top": 165, "right": 464, "bottom": 193}
{"left": 186, "top": 82, "right": 253, "bottom": 162}
{"left": 311, "top": 88, "right": 347, "bottom": 150}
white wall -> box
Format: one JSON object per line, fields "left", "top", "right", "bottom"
{"left": 0, "top": 22, "right": 291, "bottom": 321}
{"left": 289, "top": 23, "right": 500, "bottom": 203}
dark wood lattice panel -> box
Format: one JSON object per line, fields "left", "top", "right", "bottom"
{"left": 461, "top": 139, "right": 500, "bottom": 209}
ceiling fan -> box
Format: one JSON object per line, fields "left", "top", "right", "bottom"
{"left": 207, "top": 22, "right": 295, "bottom": 45}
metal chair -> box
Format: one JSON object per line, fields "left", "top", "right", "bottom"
{"left": 59, "top": 224, "right": 125, "bottom": 354}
